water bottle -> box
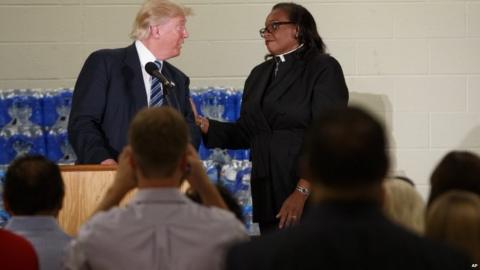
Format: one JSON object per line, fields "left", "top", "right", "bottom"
{"left": 199, "top": 87, "right": 211, "bottom": 119}
{"left": 202, "top": 159, "right": 219, "bottom": 184}
{"left": 222, "top": 88, "right": 237, "bottom": 122}
{"left": 214, "top": 87, "right": 226, "bottom": 121}
{"left": 28, "top": 89, "right": 44, "bottom": 127}
{"left": 226, "top": 149, "right": 237, "bottom": 161}
{"left": 42, "top": 89, "right": 58, "bottom": 129}
{"left": 0, "top": 91, "right": 46, "bottom": 164}
{"left": 198, "top": 141, "right": 213, "bottom": 161}
{"left": 0, "top": 90, "right": 10, "bottom": 129}
{"left": 46, "top": 88, "right": 76, "bottom": 164}
{"left": 46, "top": 130, "right": 76, "bottom": 164}
{"left": 243, "top": 149, "right": 250, "bottom": 161}
{"left": 235, "top": 161, "right": 253, "bottom": 230}
{"left": 203, "top": 88, "right": 214, "bottom": 119}
{"left": 204, "top": 88, "right": 225, "bottom": 121}
{"left": 233, "top": 149, "right": 245, "bottom": 161}
{"left": 2, "top": 89, "right": 14, "bottom": 126}
{"left": 237, "top": 161, "right": 258, "bottom": 234}
{"left": 220, "top": 159, "right": 241, "bottom": 194}
{"left": 190, "top": 87, "right": 204, "bottom": 117}
{"left": 8, "top": 89, "right": 44, "bottom": 127}
{"left": 0, "top": 132, "right": 8, "bottom": 164}
{"left": 0, "top": 91, "right": 9, "bottom": 164}
{"left": 0, "top": 168, "right": 10, "bottom": 227}
{"left": 235, "top": 89, "right": 243, "bottom": 120}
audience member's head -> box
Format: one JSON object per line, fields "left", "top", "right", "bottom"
{"left": 0, "top": 229, "right": 39, "bottom": 270}
{"left": 130, "top": 0, "right": 192, "bottom": 40}
{"left": 428, "top": 151, "right": 480, "bottom": 206}
{"left": 304, "top": 106, "right": 389, "bottom": 201}
{"left": 425, "top": 190, "right": 480, "bottom": 263}
{"left": 3, "top": 155, "right": 64, "bottom": 216}
{"left": 383, "top": 177, "right": 425, "bottom": 234}
{"left": 186, "top": 185, "right": 244, "bottom": 222}
{"left": 128, "top": 107, "right": 189, "bottom": 180}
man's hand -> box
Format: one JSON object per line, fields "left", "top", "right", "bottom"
{"left": 184, "top": 144, "right": 210, "bottom": 192}
{"left": 94, "top": 147, "right": 137, "bottom": 214}
{"left": 100, "top": 158, "right": 117, "bottom": 165}
{"left": 195, "top": 116, "right": 209, "bottom": 134}
{"left": 190, "top": 97, "right": 209, "bottom": 134}
{"left": 111, "top": 146, "right": 137, "bottom": 194}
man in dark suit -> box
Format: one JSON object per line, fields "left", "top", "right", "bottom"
{"left": 225, "top": 107, "right": 471, "bottom": 270}
{"left": 68, "top": 0, "right": 200, "bottom": 164}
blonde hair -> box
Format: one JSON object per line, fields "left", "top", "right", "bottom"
{"left": 130, "top": 0, "right": 192, "bottom": 40}
{"left": 426, "top": 190, "right": 480, "bottom": 263}
{"left": 383, "top": 178, "right": 425, "bottom": 234}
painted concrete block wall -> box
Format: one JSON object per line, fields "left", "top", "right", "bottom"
{"left": 0, "top": 0, "right": 479, "bottom": 198}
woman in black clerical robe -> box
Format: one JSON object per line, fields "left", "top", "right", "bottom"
{"left": 196, "top": 2, "right": 349, "bottom": 234}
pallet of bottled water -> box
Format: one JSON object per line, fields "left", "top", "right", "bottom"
{"left": 192, "top": 87, "right": 259, "bottom": 235}
{"left": 0, "top": 88, "right": 76, "bottom": 165}
{"left": 0, "top": 86, "right": 259, "bottom": 234}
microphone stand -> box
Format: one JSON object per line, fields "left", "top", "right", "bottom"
{"left": 145, "top": 62, "right": 179, "bottom": 109}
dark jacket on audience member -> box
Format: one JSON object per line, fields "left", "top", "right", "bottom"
{"left": 226, "top": 201, "right": 471, "bottom": 270}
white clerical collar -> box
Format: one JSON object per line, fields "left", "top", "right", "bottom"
{"left": 135, "top": 40, "right": 163, "bottom": 70}
{"left": 275, "top": 44, "right": 304, "bottom": 63}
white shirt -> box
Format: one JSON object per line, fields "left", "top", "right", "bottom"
{"left": 65, "top": 188, "right": 248, "bottom": 270}
{"left": 135, "top": 40, "right": 164, "bottom": 105}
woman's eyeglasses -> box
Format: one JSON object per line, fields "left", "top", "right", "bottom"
{"left": 259, "top": 21, "right": 295, "bottom": 38}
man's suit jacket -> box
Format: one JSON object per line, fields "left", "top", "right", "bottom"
{"left": 226, "top": 201, "right": 471, "bottom": 270}
{"left": 204, "top": 47, "right": 349, "bottom": 224}
{"left": 68, "top": 43, "right": 200, "bottom": 164}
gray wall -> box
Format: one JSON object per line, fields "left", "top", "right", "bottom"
{"left": 1, "top": 0, "right": 479, "bottom": 197}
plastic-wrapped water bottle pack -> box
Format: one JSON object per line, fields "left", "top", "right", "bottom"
{"left": 0, "top": 88, "right": 75, "bottom": 165}
{"left": 0, "top": 168, "right": 10, "bottom": 227}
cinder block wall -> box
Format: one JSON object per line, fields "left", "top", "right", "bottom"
{"left": 0, "top": 0, "right": 479, "bottom": 197}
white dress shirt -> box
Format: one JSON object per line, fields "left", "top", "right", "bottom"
{"left": 135, "top": 40, "right": 164, "bottom": 105}
{"left": 65, "top": 188, "right": 248, "bottom": 270}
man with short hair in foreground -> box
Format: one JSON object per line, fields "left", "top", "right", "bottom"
{"left": 65, "top": 107, "right": 247, "bottom": 270}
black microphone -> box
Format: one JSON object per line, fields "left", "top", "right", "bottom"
{"left": 145, "top": 62, "right": 176, "bottom": 89}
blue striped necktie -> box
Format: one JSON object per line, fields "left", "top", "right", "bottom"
{"left": 149, "top": 60, "right": 164, "bottom": 107}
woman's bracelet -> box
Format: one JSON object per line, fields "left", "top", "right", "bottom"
{"left": 295, "top": 185, "right": 310, "bottom": 197}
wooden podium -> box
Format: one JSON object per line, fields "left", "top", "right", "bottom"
{"left": 57, "top": 165, "right": 188, "bottom": 236}
{"left": 58, "top": 165, "right": 134, "bottom": 236}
